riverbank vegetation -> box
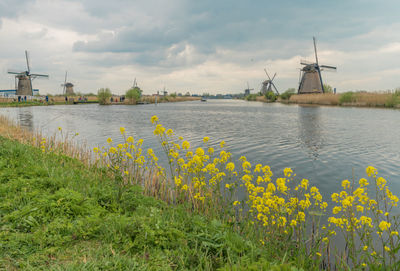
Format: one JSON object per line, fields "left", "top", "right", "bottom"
{"left": 286, "top": 91, "right": 400, "bottom": 108}
{"left": 1, "top": 115, "right": 399, "bottom": 270}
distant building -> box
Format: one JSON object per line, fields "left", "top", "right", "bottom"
{"left": 0, "top": 89, "right": 39, "bottom": 96}
{"left": 244, "top": 89, "right": 250, "bottom": 96}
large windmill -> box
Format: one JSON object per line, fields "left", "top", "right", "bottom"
{"left": 61, "top": 71, "right": 75, "bottom": 95}
{"left": 261, "top": 68, "right": 279, "bottom": 95}
{"left": 244, "top": 82, "right": 254, "bottom": 96}
{"left": 8, "top": 50, "right": 49, "bottom": 96}
{"left": 298, "top": 37, "right": 336, "bottom": 94}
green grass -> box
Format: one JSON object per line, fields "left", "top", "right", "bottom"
{"left": 0, "top": 137, "right": 302, "bottom": 270}
{"left": 0, "top": 101, "right": 47, "bottom": 107}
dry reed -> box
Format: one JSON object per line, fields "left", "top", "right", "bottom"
{"left": 0, "top": 115, "right": 91, "bottom": 165}
{"left": 288, "top": 93, "right": 339, "bottom": 105}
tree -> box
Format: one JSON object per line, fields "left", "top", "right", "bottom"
{"left": 125, "top": 87, "right": 142, "bottom": 103}
{"left": 323, "top": 84, "right": 333, "bottom": 93}
{"left": 98, "top": 88, "right": 112, "bottom": 105}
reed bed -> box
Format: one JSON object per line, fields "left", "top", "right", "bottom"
{"left": 288, "top": 93, "right": 339, "bottom": 105}
{"left": 288, "top": 92, "right": 400, "bottom": 108}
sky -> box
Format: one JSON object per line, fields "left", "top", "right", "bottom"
{"left": 1, "top": 0, "right": 400, "bottom": 95}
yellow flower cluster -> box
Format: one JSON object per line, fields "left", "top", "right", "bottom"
{"left": 94, "top": 127, "right": 164, "bottom": 186}
{"left": 91, "top": 117, "right": 400, "bottom": 269}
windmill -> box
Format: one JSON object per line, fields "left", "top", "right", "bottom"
{"left": 244, "top": 82, "right": 254, "bottom": 96}
{"left": 8, "top": 50, "right": 49, "bottom": 96}
{"left": 61, "top": 71, "right": 75, "bottom": 95}
{"left": 298, "top": 37, "right": 336, "bottom": 94}
{"left": 261, "top": 68, "right": 279, "bottom": 95}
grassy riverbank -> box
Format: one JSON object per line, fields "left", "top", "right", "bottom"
{"left": 0, "top": 136, "right": 279, "bottom": 270}
{"left": 1, "top": 114, "right": 399, "bottom": 270}
{"left": 0, "top": 119, "right": 301, "bottom": 270}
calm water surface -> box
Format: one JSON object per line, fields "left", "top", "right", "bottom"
{"left": 1, "top": 99, "right": 399, "bottom": 202}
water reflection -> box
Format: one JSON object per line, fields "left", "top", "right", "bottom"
{"left": 17, "top": 108, "right": 33, "bottom": 130}
{"left": 297, "top": 106, "right": 323, "bottom": 160}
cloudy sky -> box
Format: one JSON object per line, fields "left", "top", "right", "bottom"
{"left": 0, "top": 0, "right": 400, "bottom": 95}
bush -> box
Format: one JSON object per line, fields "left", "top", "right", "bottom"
{"left": 280, "top": 88, "right": 296, "bottom": 100}
{"left": 385, "top": 91, "right": 400, "bottom": 107}
{"left": 265, "top": 91, "right": 276, "bottom": 102}
{"left": 339, "top": 92, "right": 356, "bottom": 104}
{"left": 323, "top": 84, "right": 333, "bottom": 93}
{"left": 245, "top": 94, "right": 257, "bottom": 101}
{"left": 125, "top": 87, "right": 142, "bottom": 103}
{"left": 170, "top": 93, "right": 177, "bottom": 98}
{"left": 97, "top": 88, "right": 112, "bottom": 105}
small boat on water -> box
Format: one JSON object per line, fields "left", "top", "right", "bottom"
{"left": 201, "top": 97, "right": 207, "bottom": 102}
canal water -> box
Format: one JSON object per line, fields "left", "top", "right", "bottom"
{"left": 1, "top": 99, "right": 399, "bottom": 201}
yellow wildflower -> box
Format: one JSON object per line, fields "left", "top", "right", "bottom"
{"left": 341, "top": 179, "right": 350, "bottom": 189}
{"left": 107, "top": 138, "right": 112, "bottom": 144}
{"left": 203, "top": 136, "right": 209, "bottom": 143}
{"left": 182, "top": 141, "right": 190, "bottom": 150}
{"left": 233, "top": 201, "right": 240, "bottom": 206}
{"left": 120, "top": 127, "right": 125, "bottom": 134}
{"left": 151, "top": 115, "right": 159, "bottom": 124}
{"left": 226, "top": 162, "right": 235, "bottom": 172}
{"left": 379, "top": 221, "right": 391, "bottom": 232}
{"left": 220, "top": 140, "right": 225, "bottom": 148}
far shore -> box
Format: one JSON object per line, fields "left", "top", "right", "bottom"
{"left": 0, "top": 95, "right": 200, "bottom": 108}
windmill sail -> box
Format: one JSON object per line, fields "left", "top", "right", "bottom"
{"left": 298, "top": 37, "right": 336, "bottom": 94}
{"left": 8, "top": 50, "right": 49, "bottom": 96}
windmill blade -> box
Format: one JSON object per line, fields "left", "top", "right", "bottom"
{"left": 272, "top": 83, "right": 279, "bottom": 95}
{"left": 247, "top": 81, "right": 250, "bottom": 90}
{"left": 7, "top": 69, "right": 25, "bottom": 75}
{"left": 264, "top": 68, "right": 272, "bottom": 80}
{"left": 271, "top": 73, "right": 277, "bottom": 82}
{"left": 63, "top": 71, "right": 68, "bottom": 94}
{"left": 25, "top": 50, "right": 31, "bottom": 74}
{"left": 320, "top": 65, "right": 337, "bottom": 70}
{"left": 313, "top": 37, "right": 319, "bottom": 65}
{"left": 30, "top": 73, "right": 49, "bottom": 78}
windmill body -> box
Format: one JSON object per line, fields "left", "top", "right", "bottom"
{"left": 65, "top": 83, "right": 75, "bottom": 95}
{"left": 298, "top": 37, "right": 336, "bottom": 94}
{"left": 16, "top": 74, "right": 33, "bottom": 96}
{"left": 8, "top": 51, "right": 49, "bottom": 96}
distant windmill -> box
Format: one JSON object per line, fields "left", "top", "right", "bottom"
{"left": 132, "top": 78, "right": 138, "bottom": 88}
{"left": 61, "top": 71, "right": 75, "bottom": 95}
{"left": 8, "top": 50, "right": 49, "bottom": 96}
{"left": 298, "top": 37, "right": 336, "bottom": 94}
{"left": 244, "top": 82, "right": 254, "bottom": 96}
{"left": 261, "top": 68, "right": 279, "bottom": 95}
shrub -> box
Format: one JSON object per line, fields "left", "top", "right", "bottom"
{"left": 245, "top": 94, "right": 257, "bottom": 101}
{"left": 323, "top": 84, "right": 333, "bottom": 93}
{"left": 125, "top": 87, "right": 141, "bottom": 103}
{"left": 339, "top": 91, "right": 356, "bottom": 104}
{"left": 265, "top": 91, "right": 276, "bottom": 102}
{"left": 97, "top": 88, "right": 112, "bottom": 105}
{"left": 280, "top": 88, "right": 296, "bottom": 100}
{"left": 385, "top": 90, "right": 400, "bottom": 107}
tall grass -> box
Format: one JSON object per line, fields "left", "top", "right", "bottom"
{"left": 288, "top": 92, "right": 400, "bottom": 108}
